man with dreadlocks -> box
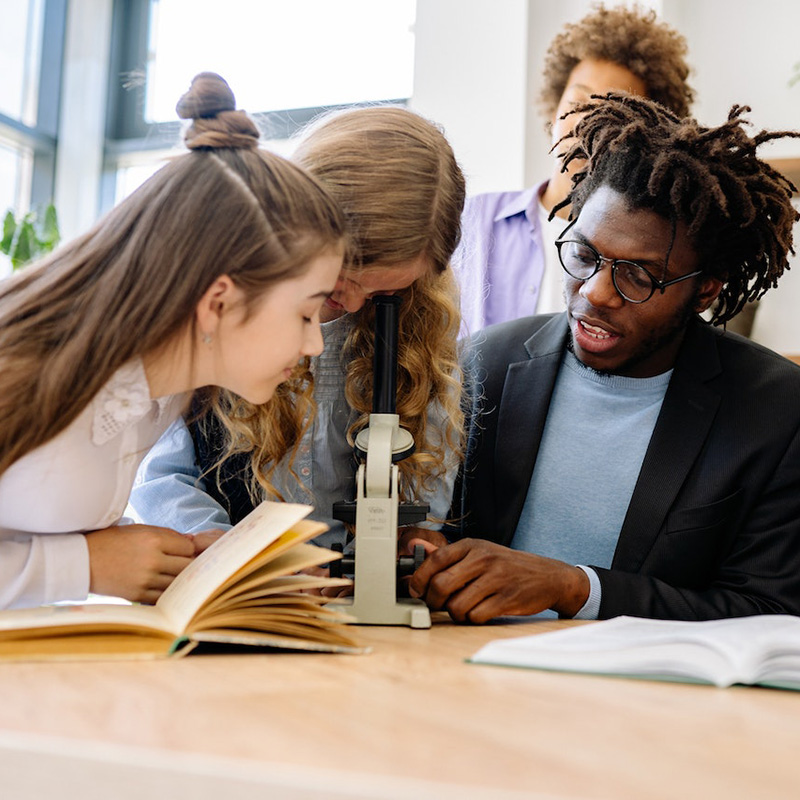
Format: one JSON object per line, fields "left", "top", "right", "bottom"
{"left": 407, "top": 94, "right": 800, "bottom": 624}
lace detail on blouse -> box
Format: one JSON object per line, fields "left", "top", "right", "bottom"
{"left": 91, "top": 360, "right": 172, "bottom": 446}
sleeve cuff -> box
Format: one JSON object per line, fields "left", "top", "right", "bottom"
{"left": 571, "top": 565, "right": 601, "bottom": 620}
{"left": 42, "top": 533, "right": 92, "bottom": 605}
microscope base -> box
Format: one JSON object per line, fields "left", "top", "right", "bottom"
{"left": 330, "top": 597, "right": 431, "bottom": 629}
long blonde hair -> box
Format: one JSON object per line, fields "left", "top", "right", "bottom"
{"left": 215, "top": 106, "right": 466, "bottom": 508}
{"left": 0, "top": 72, "right": 344, "bottom": 478}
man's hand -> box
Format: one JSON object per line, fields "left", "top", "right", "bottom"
{"left": 407, "top": 538, "right": 590, "bottom": 623}
{"left": 85, "top": 525, "right": 198, "bottom": 604}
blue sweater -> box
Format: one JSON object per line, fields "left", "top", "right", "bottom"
{"left": 512, "top": 350, "right": 671, "bottom": 616}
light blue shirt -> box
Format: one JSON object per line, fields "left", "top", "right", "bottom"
{"left": 128, "top": 314, "right": 457, "bottom": 549}
{"left": 512, "top": 350, "right": 672, "bottom": 618}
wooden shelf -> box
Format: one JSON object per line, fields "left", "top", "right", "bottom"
{"left": 767, "top": 157, "right": 800, "bottom": 193}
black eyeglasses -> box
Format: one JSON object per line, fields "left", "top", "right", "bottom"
{"left": 554, "top": 220, "right": 702, "bottom": 304}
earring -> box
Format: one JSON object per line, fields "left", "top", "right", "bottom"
{"left": 202, "top": 332, "right": 213, "bottom": 345}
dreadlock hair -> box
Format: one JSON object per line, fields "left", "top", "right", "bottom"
{"left": 554, "top": 93, "right": 800, "bottom": 325}
{"left": 540, "top": 3, "right": 694, "bottom": 121}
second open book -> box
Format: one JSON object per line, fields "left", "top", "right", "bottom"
{"left": 470, "top": 614, "right": 800, "bottom": 690}
{"left": 0, "top": 502, "right": 364, "bottom": 660}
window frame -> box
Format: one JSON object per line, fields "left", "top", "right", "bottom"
{"left": 0, "top": 0, "right": 67, "bottom": 211}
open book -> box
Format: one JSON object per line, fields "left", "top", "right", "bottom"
{"left": 0, "top": 502, "right": 364, "bottom": 661}
{"left": 469, "top": 615, "right": 800, "bottom": 689}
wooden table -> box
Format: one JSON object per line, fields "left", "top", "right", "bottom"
{"left": 0, "top": 615, "right": 798, "bottom": 799}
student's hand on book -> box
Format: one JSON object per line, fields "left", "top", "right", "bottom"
{"left": 85, "top": 525, "right": 198, "bottom": 604}
{"left": 191, "top": 529, "right": 226, "bottom": 554}
{"left": 407, "top": 539, "right": 590, "bottom": 623}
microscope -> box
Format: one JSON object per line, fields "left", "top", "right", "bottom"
{"left": 329, "top": 295, "right": 432, "bottom": 628}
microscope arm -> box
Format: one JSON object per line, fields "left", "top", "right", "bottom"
{"left": 330, "top": 296, "right": 431, "bottom": 628}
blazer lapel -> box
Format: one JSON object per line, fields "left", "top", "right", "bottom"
{"left": 613, "top": 322, "right": 722, "bottom": 570}
{"left": 494, "top": 315, "right": 568, "bottom": 544}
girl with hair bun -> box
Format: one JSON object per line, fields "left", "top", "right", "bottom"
{"left": 130, "top": 105, "right": 466, "bottom": 564}
{"left": 0, "top": 72, "right": 346, "bottom": 609}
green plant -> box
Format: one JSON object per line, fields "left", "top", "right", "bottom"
{"left": 1, "top": 204, "right": 60, "bottom": 271}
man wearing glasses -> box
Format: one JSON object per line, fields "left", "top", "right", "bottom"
{"left": 407, "top": 94, "right": 800, "bottom": 623}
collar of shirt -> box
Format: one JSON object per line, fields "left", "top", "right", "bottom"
{"left": 492, "top": 181, "right": 549, "bottom": 228}
{"left": 92, "top": 359, "right": 175, "bottom": 446}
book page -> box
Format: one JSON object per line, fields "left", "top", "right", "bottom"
{"left": 197, "top": 532, "right": 340, "bottom": 622}
{"left": 199, "top": 520, "right": 330, "bottom": 609}
{"left": 156, "top": 502, "right": 314, "bottom": 633}
{"left": 469, "top": 615, "right": 800, "bottom": 687}
{"left": 0, "top": 602, "right": 172, "bottom": 640}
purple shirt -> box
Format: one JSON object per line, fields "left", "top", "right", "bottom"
{"left": 453, "top": 181, "right": 549, "bottom": 336}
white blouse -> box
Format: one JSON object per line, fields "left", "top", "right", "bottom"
{"left": 0, "top": 360, "right": 186, "bottom": 609}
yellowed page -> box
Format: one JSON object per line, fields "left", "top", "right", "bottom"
{"left": 0, "top": 602, "right": 169, "bottom": 637}
{"left": 0, "top": 603, "right": 176, "bottom": 660}
{"left": 186, "top": 629, "right": 365, "bottom": 654}
{"left": 0, "top": 628, "right": 175, "bottom": 661}
{"left": 199, "top": 574, "right": 351, "bottom": 617}
{"left": 201, "top": 519, "right": 331, "bottom": 607}
{"left": 200, "top": 538, "right": 344, "bottom": 614}
{"left": 156, "top": 501, "right": 314, "bottom": 632}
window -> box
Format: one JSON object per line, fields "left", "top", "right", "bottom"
{"left": 105, "top": 0, "right": 416, "bottom": 205}
{"left": 0, "top": 142, "right": 32, "bottom": 222}
{"left": 0, "top": 0, "right": 67, "bottom": 274}
{"left": 147, "top": 0, "right": 415, "bottom": 121}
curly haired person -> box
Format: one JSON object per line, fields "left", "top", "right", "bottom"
{"left": 455, "top": 3, "right": 695, "bottom": 332}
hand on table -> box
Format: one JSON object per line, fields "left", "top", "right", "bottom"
{"left": 406, "top": 538, "right": 590, "bottom": 623}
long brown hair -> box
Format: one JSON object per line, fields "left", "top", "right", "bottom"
{"left": 0, "top": 72, "right": 345, "bottom": 478}
{"left": 215, "top": 106, "right": 466, "bottom": 508}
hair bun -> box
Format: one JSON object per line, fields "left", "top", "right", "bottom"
{"left": 176, "top": 72, "right": 260, "bottom": 151}
{"left": 175, "top": 72, "right": 236, "bottom": 119}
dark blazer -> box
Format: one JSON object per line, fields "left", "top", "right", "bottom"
{"left": 451, "top": 313, "right": 800, "bottom": 620}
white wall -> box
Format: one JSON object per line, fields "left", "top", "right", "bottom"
{"left": 663, "top": 0, "right": 800, "bottom": 157}
{"left": 53, "top": 0, "right": 113, "bottom": 241}
{"left": 411, "top": 0, "right": 601, "bottom": 195}
{"left": 410, "top": 0, "right": 531, "bottom": 193}
{"left": 661, "top": 0, "right": 800, "bottom": 353}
